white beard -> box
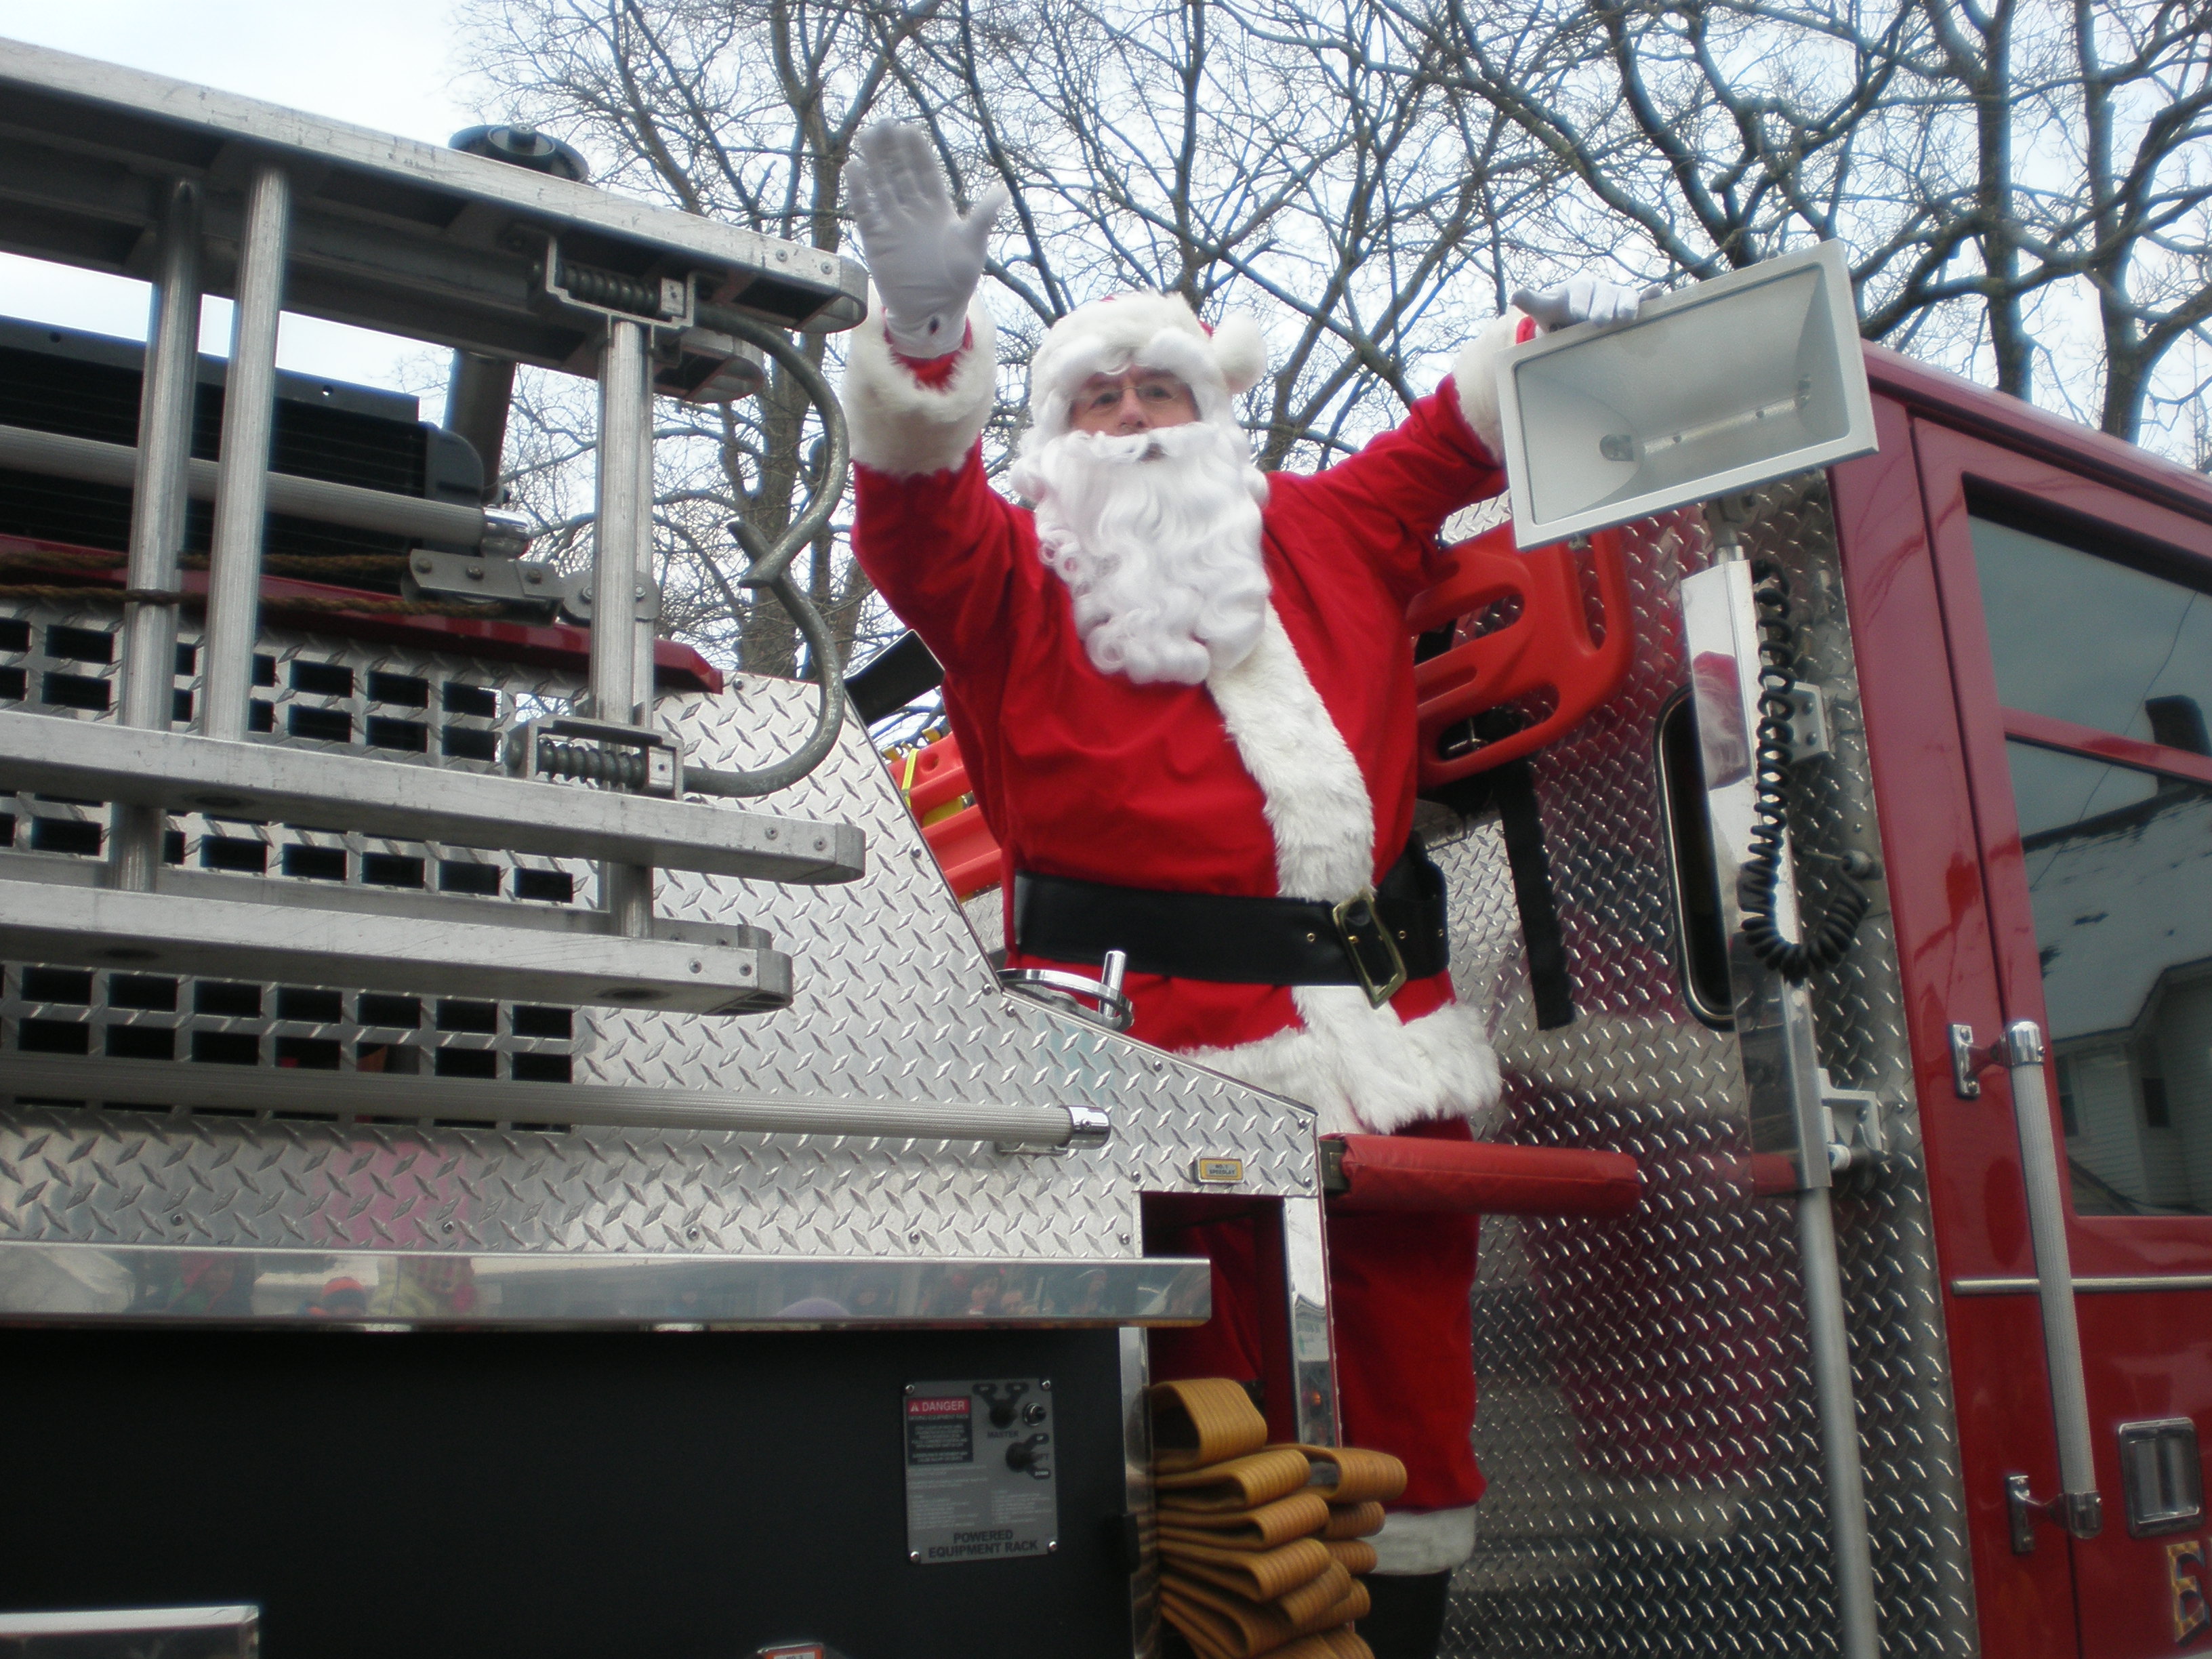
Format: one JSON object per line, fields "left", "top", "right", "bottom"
{"left": 1009, "top": 420, "right": 1270, "bottom": 685}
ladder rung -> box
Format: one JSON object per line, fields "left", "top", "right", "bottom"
{"left": 0, "top": 709, "right": 863, "bottom": 884}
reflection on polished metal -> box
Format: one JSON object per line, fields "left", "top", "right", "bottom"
{"left": 1680, "top": 553, "right": 1831, "bottom": 1185}
{"left": 200, "top": 163, "right": 290, "bottom": 743}
{"left": 0, "top": 1241, "right": 1210, "bottom": 1330}
{"left": 0, "top": 709, "right": 864, "bottom": 883}
{"left": 3, "top": 1053, "right": 1111, "bottom": 1147}
{"left": 998, "top": 950, "right": 1136, "bottom": 1031}
{"left": 2003, "top": 1018, "right": 2103, "bottom": 1540}
{"left": 0, "top": 1605, "right": 257, "bottom": 1656}
{"left": 1437, "top": 476, "right": 1975, "bottom": 1659}
{"left": 2116, "top": 1418, "right": 2203, "bottom": 1538}
{"left": 1280, "top": 1197, "right": 1339, "bottom": 1447}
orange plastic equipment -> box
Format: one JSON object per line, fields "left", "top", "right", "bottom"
{"left": 888, "top": 733, "right": 1003, "bottom": 899}
{"left": 1406, "top": 523, "right": 1633, "bottom": 789}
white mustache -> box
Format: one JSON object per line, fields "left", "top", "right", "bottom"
{"left": 1059, "top": 424, "right": 1214, "bottom": 468}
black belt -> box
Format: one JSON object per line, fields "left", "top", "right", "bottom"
{"left": 1011, "top": 842, "right": 1450, "bottom": 1006}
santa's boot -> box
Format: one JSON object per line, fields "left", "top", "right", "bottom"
{"left": 1357, "top": 1569, "right": 1454, "bottom": 1658}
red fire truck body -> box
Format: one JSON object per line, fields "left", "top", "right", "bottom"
{"left": 1837, "top": 348, "right": 2212, "bottom": 1659}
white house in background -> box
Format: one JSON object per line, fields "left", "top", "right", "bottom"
{"left": 2024, "top": 773, "right": 2212, "bottom": 1214}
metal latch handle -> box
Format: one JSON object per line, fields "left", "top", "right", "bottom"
{"left": 998, "top": 948, "right": 1134, "bottom": 1032}
{"left": 1972, "top": 1017, "right": 2103, "bottom": 1547}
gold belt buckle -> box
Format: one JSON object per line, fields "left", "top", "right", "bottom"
{"left": 1331, "top": 887, "right": 1408, "bottom": 1008}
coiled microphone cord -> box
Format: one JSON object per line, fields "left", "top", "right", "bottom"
{"left": 1738, "top": 559, "right": 1868, "bottom": 982}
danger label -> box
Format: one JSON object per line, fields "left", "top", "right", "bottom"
{"left": 905, "top": 1395, "right": 973, "bottom": 1465}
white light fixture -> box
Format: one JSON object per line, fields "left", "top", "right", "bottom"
{"left": 1494, "top": 241, "right": 1877, "bottom": 548}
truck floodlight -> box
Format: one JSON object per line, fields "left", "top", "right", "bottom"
{"left": 1496, "top": 242, "right": 1877, "bottom": 547}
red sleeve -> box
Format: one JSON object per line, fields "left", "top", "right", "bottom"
{"left": 1290, "top": 380, "right": 1505, "bottom": 599}
{"left": 849, "top": 447, "right": 1033, "bottom": 687}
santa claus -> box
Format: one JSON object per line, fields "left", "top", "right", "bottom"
{"left": 841, "top": 123, "right": 1644, "bottom": 1659}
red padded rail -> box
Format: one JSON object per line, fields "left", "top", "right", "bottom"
{"left": 1324, "top": 1134, "right": 1641, "bottom": 1217}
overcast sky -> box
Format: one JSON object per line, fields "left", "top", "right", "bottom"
{"left": 0, "top": 2, "right": 491, "bottom": 410}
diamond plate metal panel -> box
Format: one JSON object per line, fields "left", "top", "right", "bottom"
{"left": 1, "top": 603, "right": 1315, "bottom": 1267}
{"left": 1431, "top": 485, "right": 1977, "bottom": 1657}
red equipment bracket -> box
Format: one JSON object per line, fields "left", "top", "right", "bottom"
{"left": 1406, "top": 523, "right": 1633, "bottom": 789}
{"left": 1321, "top": 1134, "right": 1642, "bottom": 1217}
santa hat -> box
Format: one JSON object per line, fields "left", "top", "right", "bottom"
{"left": 1026, "top": 291, "right": 1266, "bottom": 443}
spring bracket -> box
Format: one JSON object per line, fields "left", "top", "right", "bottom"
{"left": 510, "top": 716, "right": 683, "bottom": 797}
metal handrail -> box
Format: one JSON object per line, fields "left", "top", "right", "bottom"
{"left": 0, "top": 421, "right": 492, "bottom": 548}
{"left": 680, "top": 302, "right": 855, "bottom": 798}
{"left": 2001, "top": 1019, "right": 2105, "bottom": 1539}
{"left": 2, "top": 1054, "right": 1107, "bottom": 1149}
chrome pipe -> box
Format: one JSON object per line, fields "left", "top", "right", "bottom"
{"left": 591, "top": 316, "right": 653, "bottom": 725}
{"left": 0, "top": 1052, "right": 1102, "bottom": 1148}
{"left": 108, "top": 178, "right": 201, "bottom": 893}
{"left": 0, "top": 422, "right": 489, "bottom": 546}
{"left": 199, "top": 164, "right": 290, "bottom": 740}
{"left": 117, "top": 180, "right": 201, "bottom": 733}
{"left": 2005, "top": 1020, "right": 2104, "bottom": 1535}
{"left": 593, "top": 317, "right": 657, "bottom": 938}
{"left": 445, "top": 349, "right": 517, "bottom": 499}
{"left": 1797, "top": 1186, "right": 1883, "bottom": 1659}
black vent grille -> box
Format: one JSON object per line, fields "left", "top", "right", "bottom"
{"left": 0, "top": 337, "right": 432, "bottom": 591}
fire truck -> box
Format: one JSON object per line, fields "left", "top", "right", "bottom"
{"left": 0, "top": 36, "right": 2205, "bottom": 1659}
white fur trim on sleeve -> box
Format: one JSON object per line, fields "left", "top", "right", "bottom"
{"left": 1451, "top": 312, "right": 1525, "bottom": 467}
{"left": 1370, "top": 1505, "right": 1481, "bottom": 1575}
{"left": 1187, "top": 995, "right": 1500, "bottom": 1137}
{"left": 841, "top": 291, "right": 999, "bottom": 478}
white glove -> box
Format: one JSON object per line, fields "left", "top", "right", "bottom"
{"left": 846, "top": 123, "right": 1008, "bottom": 359}
{"left": 1509, "top": 276, "right": 1660, "bottom": 332}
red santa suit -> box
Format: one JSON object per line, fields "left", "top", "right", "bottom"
{"left": 844, "top": 291, "right": 1521, "bottom": 1574}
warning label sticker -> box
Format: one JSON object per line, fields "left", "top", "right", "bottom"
{"left": 905, "top": 1395, "right": 974, "bottom": 1465}
{"left": 903, "top": 1378, "right": 1058, "bottom": 1565}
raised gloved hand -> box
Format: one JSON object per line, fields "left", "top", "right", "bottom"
{"left": 846, "top": 122, "right": 1008, "bottom": 359}
{"left": 1508, "top": 276, "right": 1660, "bottom": 332}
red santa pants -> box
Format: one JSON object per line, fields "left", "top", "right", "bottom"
{"left": 1149, "top": 1119, "right": 1485, "bottom": 1513}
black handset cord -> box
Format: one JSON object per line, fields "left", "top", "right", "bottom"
{"left": 1738, "top": 559, "right": 1870, "bottom": 982}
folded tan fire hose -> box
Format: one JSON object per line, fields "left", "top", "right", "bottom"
{"left": 1150, "top": 1380, "right": 1410, "bottom": 1659}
